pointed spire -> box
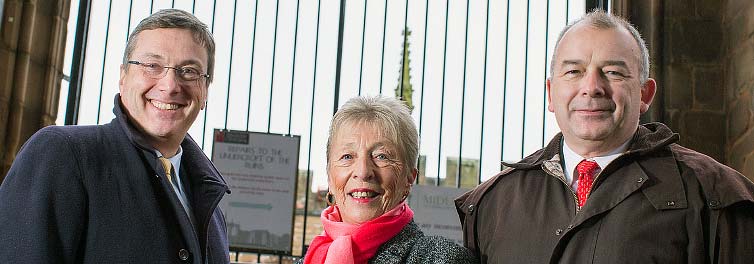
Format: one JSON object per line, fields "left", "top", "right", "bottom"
{"left": 395, "top": 27, "right": 414, "bottom": 112}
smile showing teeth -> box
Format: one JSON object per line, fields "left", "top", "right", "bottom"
{"left": 350, "top": 191, "right": 378, "bottom": 199}
{"left": 151, "top": 100, "right": 180, "bottom": 110}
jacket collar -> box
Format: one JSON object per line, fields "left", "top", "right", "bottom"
{"left": 113, "top": 94, "right": 160, "bottom": 155}
{"left": 112, "top": 94, "right": 229, "bottom": 192}
{"left": 504, "top": 122, "right": 679, "bottom": 170}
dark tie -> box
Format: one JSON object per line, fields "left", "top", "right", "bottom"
{"left": 576, "top": 160, "right": 600, "bottom": 207}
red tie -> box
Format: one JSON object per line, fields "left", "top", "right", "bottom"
{"left": 576, "top": 160, "right": 600, "bottom": 207}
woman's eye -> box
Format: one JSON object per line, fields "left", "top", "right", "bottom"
{"left": 375, "top": 154, "right": 387, "bottom": 160}
{"left": 340, "top": 154, "right": 353, "bottom": 160}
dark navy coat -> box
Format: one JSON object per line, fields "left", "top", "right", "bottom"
{"left": 0, "top": 95, "right": 231, "bottom": 263}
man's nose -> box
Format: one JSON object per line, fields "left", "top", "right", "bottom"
{"left": 580, "top": 70, "right": 607, "bottom": 97}
{"left": 156, "top": 69, "right": 181, "bottom": 93}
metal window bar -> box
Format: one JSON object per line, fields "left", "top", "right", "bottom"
{"left": 60, "top": 0, "right": 591, "bottom": 260}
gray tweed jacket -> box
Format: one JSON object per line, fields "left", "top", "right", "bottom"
{"left": 298, "top": 220, "right": 478, "bottom": 263}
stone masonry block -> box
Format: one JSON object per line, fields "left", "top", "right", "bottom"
{"left": 18, "top": 3, "right": 53, "bottom": 63}
{"left": 12, "top": 54, "right": 46, "bottom": 110}
{"left": 665, "top": 64, "right": 693, "bottom": 110}
{"left": 727, "top": 91, "right": 753, "bottom": 141}
{"left": 667, "top": 18, "right": 723, "bottom": 65}
{"left": 666, "top": 0, "right": 695, "bottom": 18}
{"left": 683, "top": 111, "right": 725, "bottom": 162}
{"left": 664, "top": 110, "right": 683, "bottom": 136}
{"left": 0, "top": 48, "right": 17, "bottom": 99}
{"left": 695, "top": 0, "right": 723, "bottom": 20}
{"left": 729, "top": 127, "right": 754, "bottom": 169}
{"left": 693, "top": 66, "right": 724, "bottom": 111}
{"left": 723, "top": 3, "right": 754, "bottom": 54}
{"left": 742, "top": 153, "right": 754, "bottom": 182}
{"left": 1, "top": 0, "right": 22, "bottom": 50}
{"left": 681, "top": 19, "right": 722, "bottom": 64}
{"left": 725, "top": 0, "right": 753, "bottom": 24}
{"left": 727, "top": 42, "right": 754, "bottom": 95}
{"left": 663, "top": 19, "right": 680, "bottom": 65}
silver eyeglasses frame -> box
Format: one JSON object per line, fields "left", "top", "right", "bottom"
{"left": 126, "top": 60, "right": 210, "bottom": 82}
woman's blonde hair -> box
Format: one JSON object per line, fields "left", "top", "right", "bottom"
{"left": 326, "top": 96, "right": 419, "bottom": 174}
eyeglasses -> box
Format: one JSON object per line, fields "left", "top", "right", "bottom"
{"left": 127, "top": 60, "right": 210, "bottom": 82}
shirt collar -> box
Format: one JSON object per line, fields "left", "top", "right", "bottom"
{"left": 562, "top": 138, "right": 631, "bottom": 185}
{"left": 156, "top": 146, "right": 184, "bottom": 178}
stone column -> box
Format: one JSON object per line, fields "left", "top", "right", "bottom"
{"left": 724, "top": 0, "right": 754, "bottom": 180}
{"left": 0, "top": 0, "right": 71, "bottom": 181}
{"left": 615, "top": 0, "right": 727, "bottom": 164}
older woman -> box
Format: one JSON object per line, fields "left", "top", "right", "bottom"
{"left": 301, "top": 96, "right": 476, "bottom": 264}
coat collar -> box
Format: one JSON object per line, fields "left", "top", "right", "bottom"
{"left": 504, "top": 122, "right": 679, "bottom": 169}
{"left": 112, "top": 94, "right": 229, "bottom": 193}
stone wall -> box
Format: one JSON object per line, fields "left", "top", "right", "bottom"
{"left": 619, "top": 0, "right": 753, "bottom": 181}
{"left": 661, "top": 0, "right": 727, "bottom": 163}
{"left": 724, "top": 0, "right": 754, "bottom": 180}
{"left": 0, "top": 0, "right": 70, "bottom": 180}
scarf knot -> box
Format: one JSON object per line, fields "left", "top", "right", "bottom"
{"left": 304, "top": 202, "right": 414, "bottom": 264}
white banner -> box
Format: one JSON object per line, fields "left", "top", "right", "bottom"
{"left": 408, "top": 185, "right": 468, "bottom": 245}
{"left": 212, "top": 130, "right": 300, "bottom": 253}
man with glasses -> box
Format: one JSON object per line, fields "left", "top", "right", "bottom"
{"left": 0, "top": 9, "right": 231, "bottom": 263}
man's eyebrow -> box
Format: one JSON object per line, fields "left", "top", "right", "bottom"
{"left": 559, "top": 59, "right": 631, "bottom": 70}
{"left": 180, "top": 59, "right": 204, "bottom": 68}
{"left": 141, "top": 53, "right": 163, "bottom": 60}
{"left": 560, "top": 59, "right": 584, "bottom": 67}
{"left": 136, "top": 53, "right": 203, "bottom": 68}
{"left": 602, "top": 60, "right": 629, "bottom": 68}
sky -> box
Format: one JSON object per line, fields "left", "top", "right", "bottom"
{"left": 57, "top": 0, "right": 586, "bottom": 191}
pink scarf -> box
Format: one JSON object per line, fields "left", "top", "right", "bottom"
{"left": 304, "top": 201, "right": 414, "bottom": 264}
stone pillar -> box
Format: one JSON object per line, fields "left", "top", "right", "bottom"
{"left": 0, "top": 0, "right": 70, "bottom": 181}
{"left": 612, "top": 0, "right": 664, "bottom": 124}
{"left": 724, "top": 0, "right": 754, "bottom": 181}
{"left": 616, "top": 0, "right": 727, "bottom": 164}
{"left": 663, "top": 0, "right": 726, "bottom": 163}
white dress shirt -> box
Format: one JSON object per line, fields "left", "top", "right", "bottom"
{"left": 156, "top": 146, "right": 194, "bottom": 224}
{"left": 562, "top": 139, "right": 631, "bottom": 192}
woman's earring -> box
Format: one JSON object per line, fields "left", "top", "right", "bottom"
{"left": 326, "top": 192, "right": 336, "bottom": 206}
{"left": 401, "top": 184, "right": 412, "bottom": 201}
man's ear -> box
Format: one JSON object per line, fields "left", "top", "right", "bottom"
{"left": 546, "top": 78, "right": 554, "bottom": 113}
{"left": 119, "top": 64, "right": 126, "bottom": 94}
{"left": 639, "top": 78, "right": 657, "bottom": 113}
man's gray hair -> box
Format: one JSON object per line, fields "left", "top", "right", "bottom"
{"left": 326, "top": 96, "right": 419, "bottom": 173}
{"left": 122, "top": 9, "right": 216, "bottom": 83}
{"left": 550, "top": 10, "right": 650, "bottom": 83}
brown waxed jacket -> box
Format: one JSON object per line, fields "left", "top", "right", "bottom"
{"left": 455, "top": 123, "right": 754, "bottom": 263}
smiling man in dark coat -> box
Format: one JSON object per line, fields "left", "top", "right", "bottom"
{"left": 456, "top": 10, "right": 754, "bottom": 263}
{"left": 0, "top": 9, "right": 231, "bottom": 263}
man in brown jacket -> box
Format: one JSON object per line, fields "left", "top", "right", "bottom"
{"left": 456, "top": 10, "right": 754, "bottom": 263}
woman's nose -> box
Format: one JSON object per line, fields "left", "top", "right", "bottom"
{"left": 352, "top": 156, "right": 375, "bottom": 180}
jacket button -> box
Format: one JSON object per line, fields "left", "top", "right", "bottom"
{"left": 467, "top": 204, "right": 475, "bottom": 214}
{"left": 178, "top": 249, "right": 189, "bottom": 261}
{"left": 555, "top": 229, "right": 563, "bottom": 235}
{"left": 709, "top": 200, "right": 720, "bottom": 208}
